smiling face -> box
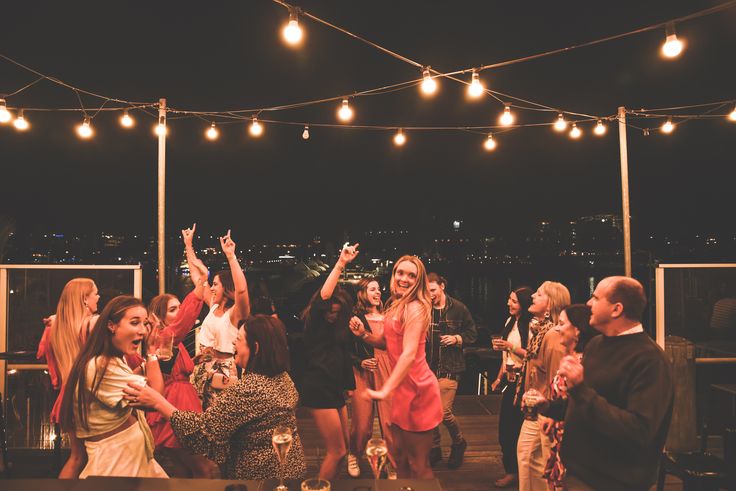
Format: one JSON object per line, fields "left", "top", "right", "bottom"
{"left": 393, "top": 260, "right": 418, "bottom": 298}
{"left": 109, "top": 306, "right": 149, "bottom": 357}
{"left": 507, "top": 291, "right": 520, "bottom": 317}
{"left": 557, "top": 309, "right": 580, "bottom": 352}
{"left": 164, "top": 297, "right": 181, "bottom": 325}
{"left": 428, "top": 281, "right": 445, "bottom": 307}
{"left": 211, "top": 274, "right": 225, "bottom": 305}
{"left": 85, "top": 283, "right": 100, "bottom": 313}
{"left": 529, "top": 285, "right": 550, "bottom": 318}
{"left": 234, "top": 326, "right": 251, "bottom": 369}
{"left": 365, "top": 280, "right": 381, "bottom": 308}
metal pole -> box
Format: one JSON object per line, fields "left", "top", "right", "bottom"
{"left": 158, "top": 98, "right": 166, "bottom": 294}
{"left": 617, "top": 106, "right": 632, "bottom": 277}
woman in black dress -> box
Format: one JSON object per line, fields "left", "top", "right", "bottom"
{"left": 300, "top": 243, "right": 359, "bottom": 480}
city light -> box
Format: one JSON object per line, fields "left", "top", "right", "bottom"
{"left": 120, "top": 110, "right": 134, "bottom": 128}
{"left": 206, "top": 122, "right": 219, "bottom": 140}
{"left": 661, "top": 119, "right": 675, "bottom": 134}
{"left": 282, "top": 9, "right": 303, "bottom": 46}
{"left": 393, "top": 128, "right": 406, "bottom": 146}
{"left": 302, "top": 125, "right": 310, "bottom": 140}
{"left": 569, "top": 123, "right": 582, "bottom": 139}
{"left": 499, "top": 105, "right": 514, "bottom": 126}
{"left": 0, "top": 99, "right": 11, "bottom": 123}
{"left": 661, "top": 23, "right": 684, "bottom": 59}
{"left": 154, "top": 116, "right": 167, "bottom": 136}
{"left": 13, "top": 110, "right": 29, "bottom": 131}
{"left": 483, "top": 133, "right": 497, "bottom": 151}
{"left": 420, "top": 68, "right": 437, "bottom": 96}
{"left": 337, "top": 98, "right": 353, "bottom": 122}
{"left": 729, "top": 105, "right": 736, "bottom": 121}
{"left": 553, "top": 113, "right": 567, "bottom": 132}
{"left": 594, "top": 120, "right": 607, "bottom": 136}
{"left": 76, "top": 117, "right": 93, "bottom": 139}
{"left": 467, "top": 71, "right": 484, "bottom": 98}
{"left": 249, "top": 117, "right": 263, "bottom": 137}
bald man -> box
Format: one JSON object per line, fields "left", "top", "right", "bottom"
{"left": 557, "top": 277, "right": 673, "bottom": 491}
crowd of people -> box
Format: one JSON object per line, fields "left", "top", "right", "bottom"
{"left": 35, "top": 226, "right": 675, "bottom": 490}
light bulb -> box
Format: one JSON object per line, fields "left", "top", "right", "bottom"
{"left": 483, "top": 133, "right": 497, "bottom": 151}
{"left": 594, "top": 120, "right": 607, "bottom": 136}
{"left": 499, "top": 105, "right": 514, "bottom": 126}
{"left": 120, "top": 110, "right": 134, "bottom": 128}
{"left": 0, "top": 99, "right": 11, "bottom": 123}
{"left": 77, "top": 117, "right": 93, "bottom": 139}
{"left": 206, "top": 123, "right": 219, "bottom": 140}
{"left": 569, "top": 123, "right": 582, "bottom": 139}
{"left": 155, "top": 116, "right": 167, "bottom": 136}
{"left": 337, "top": 99, "right": 353, "bottom": 122}
{"left": 249, "top": 117, "right": 263, "bottom": 137}
{"left": 282, "top": 8, "right": 303, "bottom": 46}
{"left": 728, "top": 106, "right": 736, "bottom": 122}
{"left": 13, "top": 110, "right": 29, "bottom": 131}
{"left": 553, "top": 113, "right": 567, "bottom": 132}
{"left": 420, "top": 69, "right": 437, "bottom": 96}
{"left": 661, "top": 22, "right": 685, "bottom": 59}
{"left": 467, "top": 71, "right": 484, "bottom": 98}
{"left": 661, "top": 119, "right": 674, "bottom": 134}
{"left": 393, "top": 129, "right": 406, "bottom": 146}
{"left": 302, "top": 125, "right": 310, "bottom": 140}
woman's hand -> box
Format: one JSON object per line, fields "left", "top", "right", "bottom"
{"left": 366, "top": 388, "right": 388, "bottom": 401}
{"left": 146, "top": 316, "right": 161, "bottom": 353}
{"left": 182, "top": 223, "right": 196, "bottom": 248}
{"left": 124, "top": 382, "right": 166, "bottom": 409}
{"left": 492, "top": 338, "right": 512, "bottom": 351}
{"left": 491, "top": 378, "right": 502, "bottom": 392}
{"left": 349, "top": 316, "right": 366, "bottom": 338}
{"left": 540, "top": 416, "right": 554, "bottom": 436}
{"left": 339, "top": 243, "right": 360, "bottom": 265}
{"left": 220, "top": 230, "right": 236, "bottom": 259}
{"left": 361, "top": 358, "right": 378, "bottom": 371}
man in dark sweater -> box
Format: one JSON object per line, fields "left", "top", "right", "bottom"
{"left": 558, "top": 276, "right": 674, "bottom": 491}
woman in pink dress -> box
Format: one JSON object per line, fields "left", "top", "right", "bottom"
{"left": 349, "top": 255, "right": 442, "bottom": 478}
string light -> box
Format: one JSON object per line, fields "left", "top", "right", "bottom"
{"left": 661, "top": 22, "right": 684, "bottom": 59}
{"left": 206, "top": 122, "right": 219, "bottom": 140}
{"left": 483, "top": 133, "right": 497, "bottom": 151}
{"left": 661, "top": 119, "right": 675, "bottom": 133}
{"left": 594, "top": 120, "right": 607, "bottom": 135}
{"left": 553, "top": 113, "right": 568, "bottom": 132}
{"left": 154, "top": 116, "right": 167, "bottom": 136}
{"left": 13, "top": 109, "right": 29, "bottom": 131}
{"left": 467, "top": 71, "right": 484, "bottom": 98}
{"left": 302, "top": 125, "right": 310, "bottom": 139}
{"left": 569, "top": 123, "right": 582, "bottom": 139}
{"left": 337, "top": 98, "right": 354, "bottom": 122}
{"left": 120, "top": 110, "right": 134, "bottom": 128}
{"left": 249, "top": 117, "right": 263, "bottom": 137}
{"left": 282, "top": 8, "right": 303, "bottom": 46}
{"left": 393, "top": 128, "right": 406, "bottom": 146}
{"left": 76, "top": 117, "right": 93, "bottom": 139}
{"left": 729, "top": 105, "right": 736, "bottom": 121}
{"left": 420, "top": 68, "right": 437, "bottom": 96}
{"left": 0, "top": 99, "right": 11, "bottom": 123}
{"left": 499, "top": 105, "right": 514, "bottom": 126}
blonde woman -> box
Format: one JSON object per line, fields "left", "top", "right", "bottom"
{"left": 516, "top": 281, "right": 570, "bottom": 491}
{"left": 37, "top": 277, "right": 100, "bottom": 478}
{"left": 349, "top": 255, "right": 442, "bottom": 478}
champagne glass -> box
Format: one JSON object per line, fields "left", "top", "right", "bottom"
{"left": 300, "top": 478, "right": 330, "bottom": 491}
{"left": 366, "top": 437, "right": 388, "bottom": 488}
{"left": 272, "top": 425, "right": 293, "bottom": 491}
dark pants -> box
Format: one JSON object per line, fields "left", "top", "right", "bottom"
{"left": 499, "top": 379, "right": 524, "bottom": 474}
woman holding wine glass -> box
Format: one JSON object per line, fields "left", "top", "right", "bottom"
{"left": 349, "top": 255, "right": 442, "bottom": 478}
{"left": 125, "top": 315, "right": 306, "bottom": 480}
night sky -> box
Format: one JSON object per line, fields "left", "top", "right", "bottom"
{"left": 1, "top": 0, "right": 734, "bottom": 242}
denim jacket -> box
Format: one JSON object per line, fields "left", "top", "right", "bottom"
{"left": 426, "top": 295, "right": 477, "bottom": 374}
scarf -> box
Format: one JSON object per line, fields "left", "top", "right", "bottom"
{"left": 543, "top": 374, "right": 568, "bottom": 490}
{"left": 514, "top": 316, "right": 555, "bottom": 405}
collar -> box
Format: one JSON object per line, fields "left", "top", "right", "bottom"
{"left": 617, "top": 323, "right": 644, "bottom": 336}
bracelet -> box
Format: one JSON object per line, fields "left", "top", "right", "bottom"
{"left": 147, "top": 353, "right": 159, "bottom": 362}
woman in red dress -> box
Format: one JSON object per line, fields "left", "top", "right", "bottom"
{"left": 350, "top": 255, "right": 442, "bottom": 478}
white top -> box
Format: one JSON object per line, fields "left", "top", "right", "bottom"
{"left": 503, "top": 317, "right": 524, "bottom": 368}
{"left": 617, "top": 323, "right": 644, "bottom": 336}
{"left": 197, "top": 303, "right": 238, "bottom": 354}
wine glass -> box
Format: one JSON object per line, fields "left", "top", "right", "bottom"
{"left": 272, "top": 425, "right": 293, "bottom": 491}
{"left": 366, "top": 437, "right": 388, "bottom": 488}
{"left": 300, "top": 478, "right": 330, "bottom": 491}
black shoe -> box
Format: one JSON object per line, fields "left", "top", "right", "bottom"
{"left": 429, "top": 447, "right": 442, "bottom": 467}
{"left": 447, "top": 438, "right": 467, "bottom": 469}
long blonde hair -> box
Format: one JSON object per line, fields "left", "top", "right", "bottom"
{"left": 385, "top": 255, "right": 432, "bottom": 330}
{"left": 539, "top": 280, "right": 571, "bottom": 324}
{"left": 50, "top": 278, "right": 96, "bottom": 381}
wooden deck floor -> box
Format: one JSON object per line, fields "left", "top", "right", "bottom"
{"left": 298, "top": 394, "right": 685, "bottom": 491}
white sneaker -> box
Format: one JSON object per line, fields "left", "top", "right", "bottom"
{"left": 347, "top": 453, "right": 360, "bottom": 478}
{"left": 386, "top": 463, "right": 398, "bottom": 480}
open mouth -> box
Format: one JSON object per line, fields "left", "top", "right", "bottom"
{"left": 132, "top": 339, "right": 143, "bottom": 347}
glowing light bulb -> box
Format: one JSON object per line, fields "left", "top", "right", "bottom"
{"left": 499, "top": 105, "right": 514, "bottom": 126}
{"left": 77, "top": 117, "right": 93, "bottom": 139}
{"left": 0, "top": 99, "right": 11, "bottom": 123}
{"left": 569, "top": 123, "right": 582, "bottom": 139}
{"left": 337, "top": 99, "right": 353, "bottom": 122}
{"left": 483, "top": 133, "right": 497, "bottom": 151}
{"left": 661, "top": 119, "right": 674, "bottom": 134}
{"left": 594, "top": 120, "right": 607, "bottom": 136}
{"left": 155, "top": 116, "right": 167, "bottom": 136}
{"left": 282, "top": 9, "right": 303, "bottom": 46}
{"left": 420, "top": 69, "right": 437, "bottom": 96}
{"left": 661, "top": 23, "right": 684, "bottom": 59}
{"left": 553, "top": 113, "right": 567, "bottom": 132}
{"left": 302, "top": 125, "right": 310, "bottom": 140}
{"left": 206, "top": 123, "right": 219, "bottom": 141}
{"left": 467, "top": 71, "right": 484, "bottom": 98}
{"left": 13, "top": 110, "right": 29, "bottom": 131}
{"left": 393, "top": 129, "right": 406, "bottom": 146}
{"left": 249, "top": 117, "right": 263, "bottom": 137}
{"left": 729, "top": 106, "right": 736, "bottom": 122}
{"left": 120, "top": 110, "right": 134, "bottom": 128}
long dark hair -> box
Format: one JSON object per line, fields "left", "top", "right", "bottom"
{"left": 241, "top": 315, "right": 290, "bottom": 376}
{"left": 563, "top": 304, "right": 598, "bottom": 353}
{"left": 301, "top": 286, "right": 353, "bottom": 342}
{"left": 353, "top": 277, "right": 383, "bottom": 316}
{"left": 501, "top": 286, "right": 533, "bottom": 348}
{"left": 59, "top": 295, "right": 145, "bottom": 432}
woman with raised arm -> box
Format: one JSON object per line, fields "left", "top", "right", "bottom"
{"left": 349, "top": 255, "right": 442, "bottom": 478}
{"left": 143, "top": 224, "right": 215, "bottom": 477}
{"left": 59, "top": 295, "right": 168, "bottom": 478}
{"left": 191, "top": 229, "right": 250, "bottom": 409}
{"left": 37, "top": 277, "right": 100, "bottom": 478}
{"left": 299, "top": 243, "right": 359, "bottom": 480}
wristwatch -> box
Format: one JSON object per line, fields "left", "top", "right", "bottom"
{"left": 147, "top": 353, "right": 159, "bottom": 362}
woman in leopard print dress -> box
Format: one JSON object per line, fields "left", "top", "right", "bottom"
{"left": 125, "top": 315, "right": 306, "bottom": 479}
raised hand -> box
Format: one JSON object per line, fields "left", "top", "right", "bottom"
{"left": 190, "top": 256, "right": 209, "bottom": 279}
{"left": 349, "top": 316, "right": 366, "bottom": 338}
{"left": 182, "top": 223, "right": 196, "bottom": 248}
{"left": 339, "top": 242, "right": 360, "bottom": 265}
{"left": 220, "top": 230, "right": 236, "bottom": 258}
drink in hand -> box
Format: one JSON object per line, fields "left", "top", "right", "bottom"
{"left": 522, "top": 390, "right": 540, "bottom": 421}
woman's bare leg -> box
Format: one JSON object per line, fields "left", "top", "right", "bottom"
{"left": 311, "top": 408, "right": 348, "bottom": 480}
{"left": 394, "top": 426, "right": 434, "bottom": 478}
{"left": 58, "top": 432, "right": 86, "bottom": 478}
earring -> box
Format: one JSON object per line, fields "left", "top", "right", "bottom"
{"left": 544, "top": 311, "right": 550, "bottom": 319}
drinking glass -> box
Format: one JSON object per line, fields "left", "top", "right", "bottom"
{"left": 272, "top": 425, "right": 293, "bottom": 491}
{"left": 300, "top": 478, "right": 330, "bottom": 491}
{"left": 522, "top": 389, "right": 541, "bottom": 421}
{"left": 156, "top": 331, "right": 174, "bottom": 361}
{"left": 491, "top": 335, "right": 504, "bottom": 351}
{"left": 366, "top": 437, "right": 388, "bottom": 489}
